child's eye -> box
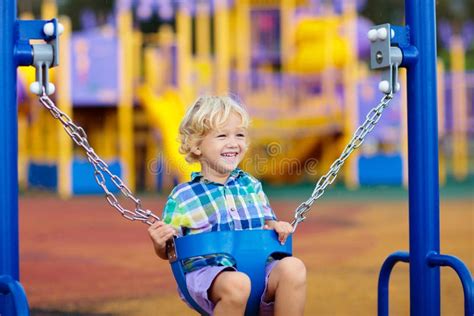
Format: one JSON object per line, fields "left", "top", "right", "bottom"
{"left": 217, "top": 134, "right": 226, "bottom": 138}
{"left": 237, "top": 133, "right": 246, "bottom": 137}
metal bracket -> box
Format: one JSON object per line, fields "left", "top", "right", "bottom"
{"left": 15, "top": 18, "right": 63, "bottom": 95}
{"left": 368, "top": 23, "right": 403, "bottom": 94}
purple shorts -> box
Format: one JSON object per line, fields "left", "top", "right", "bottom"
{"left": 178, "top": 260, "right": 278, "bottom": 315}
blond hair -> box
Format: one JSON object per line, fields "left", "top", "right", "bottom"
{"left": 178, "top": 96, "right": 250, "bottom": 163}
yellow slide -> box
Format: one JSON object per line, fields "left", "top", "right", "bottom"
{"left": 137, "top": 85, "right": 198, "bottom": 183}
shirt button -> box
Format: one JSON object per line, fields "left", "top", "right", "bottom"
{"left": 230, "top": 208, "right": 236, "bottom": 212}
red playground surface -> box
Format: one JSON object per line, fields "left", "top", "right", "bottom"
{"left": 19, "top": 194, "right": 473, "bottom": 315}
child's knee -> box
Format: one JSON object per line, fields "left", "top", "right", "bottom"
{"left": 215, "top": 271, "right": 251, "bottom": 303}
{"left": 278, "top": 257, "right": 307, "bottom": 283}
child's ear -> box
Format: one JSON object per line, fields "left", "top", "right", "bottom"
{"left": 192, "top": 146, "right": 201, "bottom": 156}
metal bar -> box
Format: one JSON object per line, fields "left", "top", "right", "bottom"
{"left": 0, "top": 275, "right": 30, "bottom": 315}
{"left": 0, "top": 0, "right": 20, "bottom": 314}
{"left": 377, "top": 251, "right": 410, "bottom": 316}
{"left": 427, "top": 252, "right": 474, "bottom": 316}
{"left": 0, "top": 0, "right": 20, "bottom": 282}
{"left": 405, "top": 0, "right": 441, "bottom": 314}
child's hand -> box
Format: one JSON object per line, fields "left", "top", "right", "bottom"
{"left": 264, "top": 221, "right": 293, "bottom": 245}
{"left": 148, "top": 221, "right": 176, "bottom": 250}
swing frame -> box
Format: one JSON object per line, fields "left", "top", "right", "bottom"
{"left": 1, "top": 0, "right": 473, "bottom": 315}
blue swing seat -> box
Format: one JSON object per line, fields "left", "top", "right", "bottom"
{"left": 168, "top": 230, "right": 293, "bottom": 316}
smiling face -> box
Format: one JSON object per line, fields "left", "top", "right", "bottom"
{"left": 194, "top": 113, "right": 248, "bottom": 183}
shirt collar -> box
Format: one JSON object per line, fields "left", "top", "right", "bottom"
{"left": 191, "top": 168, "right": 244, "bottom": 184}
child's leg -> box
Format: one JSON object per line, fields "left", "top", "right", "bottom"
{"left": 209, "top": 271, "right": 251, "bottom": 316}
{"left": 263, "top": 257, "right": 306, "bottom": 316}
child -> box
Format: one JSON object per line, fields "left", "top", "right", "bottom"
{"left": 148, "top": 96, "right": 306, "bottom": 315}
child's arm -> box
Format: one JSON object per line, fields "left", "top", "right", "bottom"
{"left": 148, "top": 221, "right": 176, "bottom": 260}
{"left": 253, "top": 178, "right": 292, "bottom": 243}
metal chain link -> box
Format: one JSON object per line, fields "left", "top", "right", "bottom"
{"left": 38, "top": 90, "right": 160, "bottom": 225}
{"left": 291, "top": 93, "right": 394, "bottom": 231}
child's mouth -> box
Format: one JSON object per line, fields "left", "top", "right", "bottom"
{"left": 221, "top": 152, "right": 238, "bottom": 157}
{"left": 221, "top": 152, "right": 239, "bottom": 163}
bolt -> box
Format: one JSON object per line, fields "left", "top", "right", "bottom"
{"left": 376, "top": 51, "right": 383, "bottom": 64}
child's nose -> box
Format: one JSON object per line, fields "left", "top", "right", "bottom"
{"left": 226, "top": 136, "right": 239, "bottom": 147}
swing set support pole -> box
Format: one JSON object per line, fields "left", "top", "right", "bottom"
{"left": 376, "top": 0, "right": 472, "bottom": 314}
{"left": 405, "top": 0, "right": 441, "bottom": 314}
{"left": 0, "top": 0, "right": 19, "bottom": 282}
{"left": 0, "top": 0, "right": 47, "bottom": 313}
{"left": 0, "top": 0, "right": 24, "bottom": 314}
{"left": 377, "top": 0, "right": 473, "bottom": 315}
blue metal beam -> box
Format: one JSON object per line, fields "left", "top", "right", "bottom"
{"left": 1, "top": 0, "right": 472, "bottom": 315}
{"left": 427, "top": 252, "right": 474, "bottom": 315}
{"left": 378, "top": 251, "right": 410, "bottom": 315}
{"left": 0, "top": 1, "right": 44, "bottom": 314}
{"left": 405, "top": 0, "right": 441, "bottom": 314}
{"left": 0, "top": 0, "right": 20, "bottom": 282}
{"left": 0, "top": 275, "right": 30, "bottom": 315}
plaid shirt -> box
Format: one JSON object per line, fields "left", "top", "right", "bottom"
{"left": 162, "top": 168, "right": 277, "bottom": 273}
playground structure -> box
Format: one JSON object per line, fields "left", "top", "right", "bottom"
{"left": 14, "top": 0, "right": 473, "bottom": 198}
{"left": 1, "top": 0, "right": 473, "bottom": 315}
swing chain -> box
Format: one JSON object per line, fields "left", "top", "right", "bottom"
{"left": 291, "top": 93, "right": 394, "bottom": 231}
{"left": 38, "top": 90, "right": 161, "bottom": 225}
{"left": 37, "top": 85, "right": 392, "bottom": 229}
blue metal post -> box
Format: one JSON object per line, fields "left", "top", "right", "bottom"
{"left": 378, "top": 251, "right": 410, "bottom": 315}
{"left": 0, "top": 0, "right": 35, "bottom": 314}
{"left": 0, "top": 0, "right": 21, "bottom": 314}
{"left": 405, "top": 0, "right": 441, "bottom": 314}
{"left": 427, "top": 253, "right": 474, "bottom": 314}
{"left": 1, "top": 1, "right": 58, "bottom": 314}
{"left": 0, "top": 0, "right": 20, "bottom": 282}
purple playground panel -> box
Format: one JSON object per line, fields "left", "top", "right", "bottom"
{"left": 28, "top": 28, "right": 124, "bottom": 193}
{"left": 468, "top": 73, "right": 474, "bottom": 134}
{"left": 71, "top": 28, "right": 119, "bottom": 106}
{"left": 250, "top": 8, "right": 281, "bottom": 66}
{"left": 70, "top": 27, "right": 178, "bottom": 105}
{"left": 444, "top": 71, "right": 474, "bottom": 134}
{"left": 358, "top": 76, "right": 403, "bottom": 143}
